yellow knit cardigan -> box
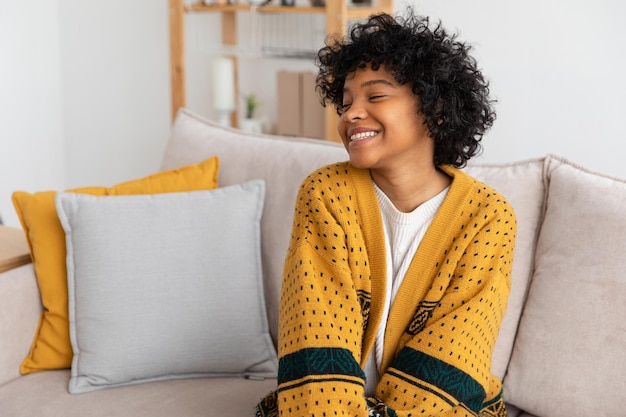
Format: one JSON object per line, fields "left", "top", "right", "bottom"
{"left": 257, "top": 162, "right": 516, "bottom": 417}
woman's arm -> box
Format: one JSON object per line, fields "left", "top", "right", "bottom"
{"left": 273, "top": 169, "right": 374, "bottom": 417}
{"left": 370, "top": 201, "right": 515, "bottom": 416}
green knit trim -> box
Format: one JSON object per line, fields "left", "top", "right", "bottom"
{"left": 278, "top": 347, "right": 365, "bottom": 386}
{"left": 390, "top": 348, "right": 486, "bottom": 412}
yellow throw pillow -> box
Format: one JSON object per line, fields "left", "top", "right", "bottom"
{"left": 12, "top": 156, "right": 220, "bottom": 374}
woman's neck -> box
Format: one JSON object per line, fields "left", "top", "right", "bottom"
{"left": 371, "top": 164, "right": 451, "bottom": 213}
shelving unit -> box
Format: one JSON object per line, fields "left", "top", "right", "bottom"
{"left": 168, "top": 0, "right": 393, "bottom": 142}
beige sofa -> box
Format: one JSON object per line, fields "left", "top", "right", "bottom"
{"left": 1, "top": 109, "right": 624, "bottom": 417}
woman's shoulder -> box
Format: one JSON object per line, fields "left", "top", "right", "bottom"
{"left": 443, "top": 165, "right": 517, "bottom": 220}
{"left": 302, "top": 161, "right": 352, "bottom": 182}
{"left": 296, "top": 162, "right": 376, "bottom": 213}
{"left": 298, "top": 161, "right": 367, "bottom": 191}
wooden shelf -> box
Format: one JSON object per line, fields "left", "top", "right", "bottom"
{"left": 168, "top": 0, "right": 394, "bottom": 141}
{"left": 347, "top": 7, "right": 385, "bottom": 19}
{"left": 185, "top": 4, "right": 386, "bottom": 15}
{"left": 187, "top": 5, "right": 326, "bottom": 14}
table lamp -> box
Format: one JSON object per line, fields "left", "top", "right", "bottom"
{"left": 212, "top": 57, "right": 235, "bottom": 127}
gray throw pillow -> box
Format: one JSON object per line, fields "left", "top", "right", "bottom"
{"left": 55, "top": 180, "right": 277, "bottom": 394}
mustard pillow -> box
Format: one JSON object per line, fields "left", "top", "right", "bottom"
{"left": 12, "top": 156, "right": 220, "bottom": 374}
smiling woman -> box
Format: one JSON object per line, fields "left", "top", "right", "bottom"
{"left": 337, "top": 64, "right": 444, "bottom": 207}
{"left": 257, "top": 9, "right": 514, "bottom": 417}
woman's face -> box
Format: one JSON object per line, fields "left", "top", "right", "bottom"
{"left": 337, "top": 64, "right": 435, "bottom": 173}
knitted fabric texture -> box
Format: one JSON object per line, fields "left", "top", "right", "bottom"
{"left": 257, "top": 162, "right": 516, "bottom": 417}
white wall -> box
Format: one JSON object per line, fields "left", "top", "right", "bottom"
{"left": 0, "top": 1, "right": 65, "bottom": 227}
{"left": 411, "top": 0, "right": 626, "bottom": 176}
{"left": 1, "top": 0, "right": 625, "bottom": 226}
{"left": 57, "top": 1, "right": 171, "bottom": 189}
{"left": 0, "top": 0, "right": 170, "bottom": 227}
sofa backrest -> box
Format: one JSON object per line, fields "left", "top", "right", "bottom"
{"left": 464, "top": 160, "right": 546, "bottom": 379}
{"left": 160, "top": 109, "right": 545, "bottom": 381}
{"left": 161, "top": 109, "right": 347, "bottom": 350}
{"left": 501, "top": 155, "right": 626, "bottom": 417}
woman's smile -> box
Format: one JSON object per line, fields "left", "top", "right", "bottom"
{"left": 348, "top": 129, "right": 379, "bottom": 143}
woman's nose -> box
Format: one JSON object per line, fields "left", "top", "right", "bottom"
{"left": 342, "top": 100, "right": 366, "bottom": 123}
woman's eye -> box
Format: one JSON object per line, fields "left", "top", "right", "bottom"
{"left": 370, "top": 95, "right": 385, "bottom": 101}
{"left": 341, "top": 103, "right": 352, "bottom": 110}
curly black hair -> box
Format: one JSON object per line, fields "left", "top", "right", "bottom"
{"left": 316, "top": 11, "right": 495, "bottom": 167}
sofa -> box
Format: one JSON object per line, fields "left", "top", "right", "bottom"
{"left": 1, "top": 108, "right": 624, "bottom": 417}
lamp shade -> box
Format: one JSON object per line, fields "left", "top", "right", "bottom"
{"left": 212, "top": 57, "right": 235, "bottom": 111}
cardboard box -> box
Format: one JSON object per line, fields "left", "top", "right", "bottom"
{"left": 276, "top": 71, "right": 326, "bottom": 139}
{"left": 300, "top": 71, "right": 325, "bottom": 139}
{"left": 276, "top": 71, "right": 301, "bottom": 137}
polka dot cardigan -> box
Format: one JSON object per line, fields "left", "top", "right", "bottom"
{"left": 257, "top": 162, "right": 516, "bottom": 417}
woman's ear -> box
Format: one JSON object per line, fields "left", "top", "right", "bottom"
{"left": 434, "top": 98, "right": 445, "bottom": 125}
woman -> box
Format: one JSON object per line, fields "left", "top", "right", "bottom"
{"left": 257, "top": 11, "right": 515, "bottom": 417}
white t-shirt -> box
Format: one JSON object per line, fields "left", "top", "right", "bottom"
{"left": 364, "top": 182, "right": 449, "bottom": 396}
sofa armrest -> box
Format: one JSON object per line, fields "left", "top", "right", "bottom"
{"left": 0, "top": 263, "right": 42, "bottom": 386}
{"left": 0, "top": 225, "right": 32, "bottom": 274}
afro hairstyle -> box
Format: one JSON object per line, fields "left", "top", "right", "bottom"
{"left": 316, "top": 11, "right": 496, "bottom": 167}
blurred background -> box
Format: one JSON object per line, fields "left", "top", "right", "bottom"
{"left": 1, "top": 0, "right": 625, "bottom": 227}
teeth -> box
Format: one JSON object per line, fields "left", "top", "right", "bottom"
{"left": 350, "top": 131, "right": 377, "bottom": 141}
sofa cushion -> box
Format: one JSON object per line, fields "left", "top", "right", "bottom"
{"left": 504, "top": 404, "right": 539, "bottom": 417}
{"left": 11, "top": 157, "right": 220, "bottom": 374}
{"left": 161, "top": 109, "right": 347, "bottom": 345}
{"left": 504, "top": 155, "right": 626, "bottom": 417}
{"left": 464, "top": 159, "right": 545, "bottom": 380}
{"left": 55, "top": 181, "right": 276, "bottom": 393}
{"left": 0, "top": 370, "right": 276, "bottom": 417}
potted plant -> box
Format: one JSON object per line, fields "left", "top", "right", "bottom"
{"left": 240, "top": 93, "right": 264, "bottom": 133}
{"left": 245, "top": 93, "right": 261, "bottom": 119}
